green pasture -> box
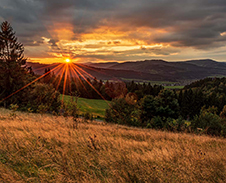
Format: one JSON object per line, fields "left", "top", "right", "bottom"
{"left": 62, "top": 95, "right": 110, "bottom": 118}
{"left": 120, "top": 78, "right": 179, "bottom": 84}
{"left": 164, "top": 85, "right": 184, "bottom": 89}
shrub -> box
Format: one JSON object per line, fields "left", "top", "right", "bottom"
{"left": 192, "top": 106, "right": 222, "bottom": 136}
{"left": 155, "top": 89, "right": 180, "bottom": 119}
{"left": 28, "top": 83, "right": 61, "bottom": 113}
{"left": 166, "top": 116, "right": 191, "bottom": 132}
{"left": 9, "top": 104, "right": 19, "bottom": 112}
{"left": 81, "top": 112, "right": 93, "bottom": 122}
{"left": 84, "top": 112, "right": 90, "bottom": 120}
{"left": 37, "top": 104, "right": 48, "bottom": 114}
{"left": 220, "top": 105, "right": 226, "bottom": 119}
{"left": 150, "top": 116, "right": 164, "bottom": 129}
{"left": 139, "top": 95, "right": 157, "bottom": 125}
{"left": 105, "top": 97, "right": 140, "bottom": 126}
{"left": 60, "top": 95, "right": 79, "bottom": 117}
{"left": 139, "top": 90, "right": 180, "bottom": 127}
{"left": 9, "top": 103, "right": 19, "bottom": 117}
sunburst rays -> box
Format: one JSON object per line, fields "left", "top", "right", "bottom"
{"left": 0, "top": 60, "right": 112, "bottom": 106}
{"left": 0, "top": 63, "right": 63, "bottom": 103}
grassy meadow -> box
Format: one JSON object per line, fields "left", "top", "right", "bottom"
{"left": 62, "top": 95, "right": 110, "bottom": 118}
{"left": 0, "top": 108, "right": 226, "bottom": 182}
{"left": 121, "top": 78, "right": 180, "bottom": 85}
{"left": 164, "top": 85, "right": 184, "bottom": 89}
{"left": 121, "top": 78, "right": 184, "bottom": 89}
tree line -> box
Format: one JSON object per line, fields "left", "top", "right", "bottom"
{"left": 42, "top": 69, "right": 164, "bottom": 100}
{"left": 106, "top": 78, "right": 226, "bottom": 137}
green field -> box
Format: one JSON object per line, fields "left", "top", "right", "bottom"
{"left": 62, "top": 95, "right": 110, "bottom": 118}
{"left": 120, "top": 78, "right": 185, "bottom": 88}
{"left": 164, "top": 85, "right": 184, "bottom": 89}
{"left": 120, "top": 78, "right": 179, "bottom": 84}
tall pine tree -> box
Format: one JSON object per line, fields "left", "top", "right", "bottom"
{"left": 0, "top": 21, "right": 31, "bottom": 107}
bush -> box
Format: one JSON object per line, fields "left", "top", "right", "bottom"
{"left": 139, "top": 95, "right": 157, "bottom": 125}
{"left": 155, "top": 89, "right": 180, "bottom": 119}
{"left": 139, "top": 90, "right": 179, "bottom": 127}
{"left": 105, "top": 97, "right": 140, "bottom": 126}
{"left": 150, "top": 116, "right": 164, "bottom": 129}
{"left": 37, "top": 104, "right": 48, "bottom": 114}
{"left": 165, "top": 116, "right": 191, "bottom": 132}
{"left": 192, "top": 106, "right": 222, "bottom": 136}
{"left": 60, "top": 95, "right": 79, "bottom": 117}
{"left": 9, "top": 104, "right": 19, "bottom": 112}
{"left": 28, "top": 83, "right": 61, "bottom": 113}
{"left": 82, "top": 112, "right": 93, "bottom": 122}
{"left": 220, "top": 105, "right": 226, "bottom": 119}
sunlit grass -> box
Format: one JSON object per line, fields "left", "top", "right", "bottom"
{"left": 77, "top": 98, "right": 109, "bottom": 118}
{"left": 0, "top": 108, "right": 226, "bottom": 182}
{"left": 61, "top": 95, "right": 109, "bottom": 118}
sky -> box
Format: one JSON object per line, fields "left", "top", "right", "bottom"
{"left": 1, "top": 0, "right": 226, "bottom": 63}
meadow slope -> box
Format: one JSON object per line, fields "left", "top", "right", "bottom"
{"left": 61, "top": 95, "right": 109, "bottom": 118}
{"left": 0, "top": 108, "right": 226, "bottom": 182}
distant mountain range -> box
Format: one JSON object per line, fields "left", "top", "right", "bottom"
{"left": 27, "top": 59, "right": 226, "bottom": 82}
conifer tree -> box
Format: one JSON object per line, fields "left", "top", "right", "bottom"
{"left": 0, "top": 21, "right": 30, "bottom": 107}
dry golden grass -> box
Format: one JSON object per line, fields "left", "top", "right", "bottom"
{"left": 0, "top": 108, "right": 226, "bottom": 182}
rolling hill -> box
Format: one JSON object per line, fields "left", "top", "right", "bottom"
{"left": 27, "top": 59, "right": 226, "bottom": 82}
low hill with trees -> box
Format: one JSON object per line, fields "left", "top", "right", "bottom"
{"left": 85, "top": 59, "right": 226, "bottom": 81}
{"left": 106, "top": 77, "right": 226, "bottom": 136}
{"left": 29, "top": 59, "right": 226, "bottom": 82}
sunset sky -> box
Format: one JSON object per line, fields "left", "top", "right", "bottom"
{"left": 1, "top": 0, "right": 226, "bottom": 63}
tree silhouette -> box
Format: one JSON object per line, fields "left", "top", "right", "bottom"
{"left": 0, "top": 21, "right": 30, "bottom": 107}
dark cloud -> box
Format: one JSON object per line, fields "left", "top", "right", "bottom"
{"left": 1, "top": 0, "right": 226, "bottom": 61}
{"left": 108, "top": 0, "right": 226, "bottom": 49}
{"left": 67, "top": 44, "right": 181, "bottom": 61}
{"left": 113, "top": 41, "right": 121, "bottom": 45}
{"left": 48, "top": 39, "right": 59, "bottom": 48}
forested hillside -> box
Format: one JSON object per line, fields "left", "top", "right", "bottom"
{"left": 106, "top": 77, "right": 226, "bottom": 136}
{"left": 29, "top": 59, "right": 226, "bottom": 82}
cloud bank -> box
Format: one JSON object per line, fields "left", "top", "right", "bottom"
{"left": 1, "top": 0, "right": 226, "bottom": 62}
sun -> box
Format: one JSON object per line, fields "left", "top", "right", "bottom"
{"left": 65, "top": 58, "right": 71, "bottom": 63}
